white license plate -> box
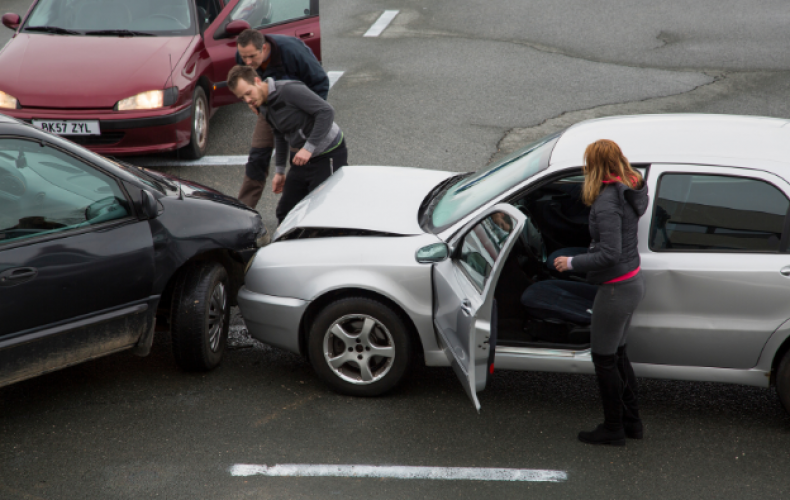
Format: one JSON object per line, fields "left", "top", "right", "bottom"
{"left": 32, "top": 120, "right": 100, "bottom": 136}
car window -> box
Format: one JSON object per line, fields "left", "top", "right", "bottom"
{"left": 429, "top": 134, "right": 560, "bottom": 233}
{"left": 196, "top": 0, "right": 224, "bottom": 30}
{"left": 456, "top": 212, "right": 515, "bottom": 290}
{"left": 25, "top": 0, "right": 194, "bottom": 35}
{"left": 0, "top": 138, "right": 131, "bottom": 245}
{"left": 650, "top": 173, "right": 789, "bottom": 252}
{"left": 230, "top": 0, "right": 312, "bottom": 29}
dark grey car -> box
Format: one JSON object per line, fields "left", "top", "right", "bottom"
{"left": 0, "top": 114, "right": 268, "bottom": 387}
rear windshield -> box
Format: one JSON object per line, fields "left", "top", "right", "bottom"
{"left": 25, "top": 0, "right": 195, "bottom": 36}
{"left": 428, "top": 134, "right": 560, "bottom": 232}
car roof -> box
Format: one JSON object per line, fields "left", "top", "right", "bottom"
{"left": 549, "top": 114, "right": 790, "bottom": 170}
{"left": 0, "top": 113, "right": 19, "bottom": 125}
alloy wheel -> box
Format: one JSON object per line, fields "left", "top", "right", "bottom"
{"left": 323, "top": 314, "right": 396, "bottom": 385}
{"left": 207, "top": 282, "right": 227, "bottom": 352}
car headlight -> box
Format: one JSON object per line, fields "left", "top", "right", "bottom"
{"left": 0, "top": 90, "right": 19, "bottom": 109}
{"left": 116, "top": 90, "right": 165, "bottom": 111}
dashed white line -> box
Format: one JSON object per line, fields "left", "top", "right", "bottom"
{"left": 131, "top": 155, "right": 248, "bottom": 167}
{"left": 327, "top": 71, "right": 345, "bottom": 89}
{"left": 229, "top": 464, "right": 568, "bottom": 482}
{"left": 132, "top": 71, "right": 346, "bottom": 168}
{"left": 363, "top": 10, "right": 399, "bottom": 37}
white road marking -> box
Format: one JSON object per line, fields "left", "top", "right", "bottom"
{"left": 131, "top": 71, "right": 345, "bottom": 168}
{"left": 229, "top": 464, "right": 568, "bottom": 482}
{"left": 131, "top": 155, "right": 249, "bottom": 167}
{"left": 363, "top": 10, "right": 399, "bottom": 37}
{"left": 327, "top": 71, "right": 345, "bottom": 89}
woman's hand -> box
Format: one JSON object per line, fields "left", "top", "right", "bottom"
{"left": 554, "top": 256, "right": 570, "bottom": 272}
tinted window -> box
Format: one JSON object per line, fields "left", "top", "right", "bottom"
{"left": 650, "top": 174, "right": 789, "bottom": 252}
{"left": 230, "top": 0, "right": 312, "bottom": 28}
{"left": 0, "top": 139, "right": 130, "bottom": 244}
{"left": 457, "top": 213, "right": 514, "bottom": 290}
{"left": 25, "top": 0, "right": 194, "bottom": 35}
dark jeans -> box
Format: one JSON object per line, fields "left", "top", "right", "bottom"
{"left": 521, "top": 280, "right": 598, "bottom": 325}
{"left": 275, "top": 141, "right": 348, "bottom": 223}
{"left": 590, "top": 273, "right": 645, "bottom": 355}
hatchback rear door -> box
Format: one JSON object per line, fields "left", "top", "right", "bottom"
{"left": 432, "top": 205, "right": 526, "bottom": 411}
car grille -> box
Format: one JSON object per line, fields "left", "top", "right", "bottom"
{"left": 68, "top": 133, "right": 125, "bottom": 146}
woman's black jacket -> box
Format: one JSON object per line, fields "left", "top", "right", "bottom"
{"left": 571, "top": 181, "right": 649, "bottom": 284}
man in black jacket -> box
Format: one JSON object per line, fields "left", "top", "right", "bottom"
{"left": 234, "top": 29, "right": 329, "bottom": 208}
{"left": 228, "top": 65, "right": 347, "bottom": 224}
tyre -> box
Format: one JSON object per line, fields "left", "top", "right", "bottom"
{"left": 308, "top": 297, "right": 413, "bottom": 397}
{"left": 179, "top": 86, "right": 209, "bottom": 159}
{"left": 170, "top": 262, "right": 230, "bottom": 371}
{"left": 777, "top": 350, "right": 790, "bottom": 415}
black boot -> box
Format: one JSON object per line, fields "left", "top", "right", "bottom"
{"left": 579, "top": 352, "right": 626, "bottom": 446}
{"left": 617, "top": 345, "right": 643, "bottom": 439}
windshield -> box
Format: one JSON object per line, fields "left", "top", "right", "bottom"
{"left": 429, "top": 134, "right": 560, "bottom": 232}
{"left": 24, "top": 0, "right": 195, "bottom": 36}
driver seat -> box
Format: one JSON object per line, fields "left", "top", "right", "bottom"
{"left": 520, "top": 279, "right": 597, "bottom": 344}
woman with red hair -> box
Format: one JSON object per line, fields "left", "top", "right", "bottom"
{"left": 554, "top": 139, "right": 649, "bottom": 446}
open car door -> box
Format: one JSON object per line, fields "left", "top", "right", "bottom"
{"left": 433, "top": 204, "right": 526, "bottom": 411}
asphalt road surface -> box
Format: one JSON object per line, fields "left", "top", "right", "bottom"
{"left": 1, "top": 0, "right": 790, "bottom": 498}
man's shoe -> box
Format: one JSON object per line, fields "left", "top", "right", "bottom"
{"left": 624, "top": 421, "right": 643, "bottom": 439}
{"left": 578, "top": 424, "right": 626, "bottom": 446}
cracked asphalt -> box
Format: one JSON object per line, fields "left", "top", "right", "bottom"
{"left": 1, "top": 0, "right": 790, "bottom": 498}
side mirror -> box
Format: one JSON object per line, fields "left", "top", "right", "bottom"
{"left": 140, "top": 190, "right": 159, "bottom": 220}
{"left": 416, "top": 243, "right": 449, "bottom": 264}
{"left": 225, "top": 19, "right": 251, "bottom": 37}
{"left": 2, "top": 13, "right": 21, "bottom": 30}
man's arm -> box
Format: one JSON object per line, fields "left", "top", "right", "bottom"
{"left": 281, "top": 85, "right": 335, "bottom": 155}
{"left": 279, "top": 37, "right": 329, "bottom": 99}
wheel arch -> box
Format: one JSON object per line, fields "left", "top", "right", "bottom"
{"left": 298, "top": 287, "right": 426, "bottom": 362}
{"left": 770, "top": 333, "right": 790, "bottom": 386}
{"left": 157, "top": 248, "right": 246, "bottom": 320}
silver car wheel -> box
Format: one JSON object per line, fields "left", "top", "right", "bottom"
{"left": 323, "top": 314, "right": 396, "bottom": 385}
{"left": 207, "top": 282, "right": 227, "bottom": 352}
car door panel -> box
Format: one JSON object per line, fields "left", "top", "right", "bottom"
{"left": 631, "top": 165, "right": 790, "bottom": 369}
{"left": 204, "top": 0, "right": 321, "bottom": 106}
{"left": 433, "top": 205, "right": 526, "bottom": 411}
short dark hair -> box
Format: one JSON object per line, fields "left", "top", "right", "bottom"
{"left": 227, "top": 65, "right": 258, "bottom": 91}
{"left": 237, "top": 29, "right": 265, "bottom": 51}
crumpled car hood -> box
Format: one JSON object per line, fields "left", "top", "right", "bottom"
{"left": 274, "top": 165, "right": 455, "bottom": 239}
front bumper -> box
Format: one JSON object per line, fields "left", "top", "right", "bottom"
{"left": 2, "top": 104, "right": 192, "bottom": 156}
{"left": 236, "top": 287, "right": 308, "bottom": 355}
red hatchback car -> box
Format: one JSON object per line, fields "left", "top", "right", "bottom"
{"left": 0, "top": 0, "right": 321, "bottom": 158}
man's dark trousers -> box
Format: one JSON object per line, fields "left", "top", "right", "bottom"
{"left": 275, "top": 141, "right": 348, "bottom": 223}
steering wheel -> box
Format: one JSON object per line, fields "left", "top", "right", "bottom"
{"left": 85, "top": 196, "right": 119, "bottom": 221}
{"left": 146, "top": 14, "right": 187, "bottom": 28}
{"left": 518, "top": 208, "right": 548, "bottom": 264}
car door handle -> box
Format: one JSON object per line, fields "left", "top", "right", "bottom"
{"left": 0, "top": 267, "right": 38, "bottom": 286}
{"left": 781, "top": 266, "right": 790, "bottom": 276}
{"left": 298, "top": 32, "right": 314, "bottom": 39}
{"left": 460, "top": 299, "right": 473, "bottom": 316}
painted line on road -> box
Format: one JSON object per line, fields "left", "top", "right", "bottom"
{"left": 132, "top": 155, "right": 248, "bottom": 167}
{"left": 131, "top": 71, "right": 346, "bottom": 168}
{"left": 363, "top": 10, "right": 399, "bottom": 37}
{"left": 327, "top": 71, "right": 345, "bottom": 89}
{"left": 229, "top": 464, "right": 568, "bottom": 482}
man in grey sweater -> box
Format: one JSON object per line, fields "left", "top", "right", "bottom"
{"left": 228, "top": 65, "right": 347, "bottom": 223}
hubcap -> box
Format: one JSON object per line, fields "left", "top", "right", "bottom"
{"left": 194, "top": 96, "right": 208, "bottom": 149}
{"left": 207, "top": 282, "right": 226, "bottom": 352}
{"left": 323, "top": 314, "right": 396, "bottom": 385}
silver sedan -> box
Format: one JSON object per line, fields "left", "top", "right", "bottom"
{"left": 238, "top": 113, "right": 790, "bottom": 414}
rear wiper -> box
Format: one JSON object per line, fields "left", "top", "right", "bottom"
{"left": 84, "top": 29, "right": 155, "bottom": 37}
{"left": 25, "top": 25, "right": 82, "bottom": 35}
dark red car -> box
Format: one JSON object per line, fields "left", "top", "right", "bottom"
{"left": 0, "top": 0, "right": 321, "bottom": 158}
